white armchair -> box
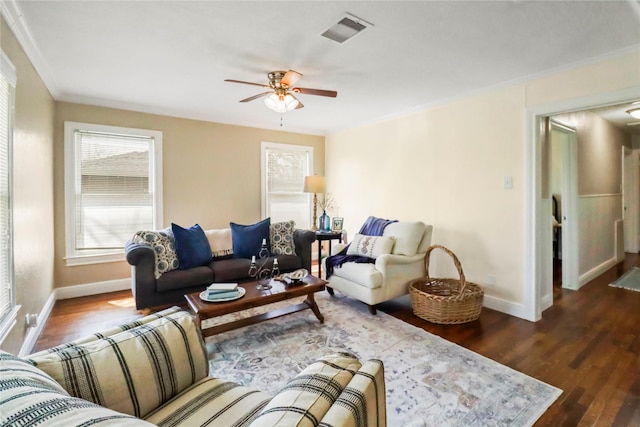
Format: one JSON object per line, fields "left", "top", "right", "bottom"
{"left": 323, "top": 221, "right": 433, "bottom": 314}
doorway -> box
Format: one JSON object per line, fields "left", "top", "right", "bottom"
{"left": 527, "top": 88, "right": 638, "bottom": 322}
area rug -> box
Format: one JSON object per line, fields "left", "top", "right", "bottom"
{"left": 203, "top": 292, "right": 562, "bottom": 426}
{"left": 609, "top": 267, "right": 640, "bottom": 292}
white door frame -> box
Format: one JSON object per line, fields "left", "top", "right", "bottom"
{"left": 623, "top": 146, "right": 640, "bottom": 253}
{"left": 524, "top": 87, "right": 639, "bottom": 322}
{"left": 550, "top": 120, "right": 579, "bottom": 290}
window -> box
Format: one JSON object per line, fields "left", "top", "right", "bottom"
{"left": 0, "top": 50, "right": 17, "bottom": 344}
{"left": 261, "top": 142, "right": 313, "bottom": 229}
{"left": 64, "top": 122, "right": 162, "bottom": 265}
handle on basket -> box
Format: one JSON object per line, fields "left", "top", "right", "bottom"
{"left": 424, "top": 245, "right": 468, "bottom": 298}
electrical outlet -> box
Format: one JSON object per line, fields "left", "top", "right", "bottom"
{"left": 487, "top": 275, "right": 496, "bottom": 286}
{"left": 25, "top": 313, "right": 38, "bottom": 328}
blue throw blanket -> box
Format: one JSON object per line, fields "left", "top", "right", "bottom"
{"left": 325, "top": 216, "right": 398, "bottom": 279}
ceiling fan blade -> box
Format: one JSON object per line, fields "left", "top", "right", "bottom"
{"left": 225, "top": 79, "right": 270, "bottom": 89}
{"left": 239, "top": 92, "right": 272, "bottom": 103}
{"left": 292, "top": 87, "right": 338, "bottom": 98}
{"left": 281, "top": 70, "right": 302, "bottom": 88}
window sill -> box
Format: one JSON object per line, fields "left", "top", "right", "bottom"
{"left": 65, "top": 252, "right": 125, "bottom": 267}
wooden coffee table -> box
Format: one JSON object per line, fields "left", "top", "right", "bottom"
{"left": 184, "top": 275, "right": 327, "bottom": 338}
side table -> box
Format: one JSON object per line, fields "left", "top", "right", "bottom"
{"left": 316, "top": 231, "right": 343, "bottom": 278}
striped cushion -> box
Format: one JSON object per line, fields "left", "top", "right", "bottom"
{"left": 0, "top": 351, "right": 152, "bottom": 426}
{"left": 144, "top": 377, "right": 271, "bottom": 427}
{"left": 319, "top": 359, "right": 386, "bottom": 427}
{"left": 248, "top": 353, "right": 362, "bottom": 427}
{"left": 28, "top": 309, "right": 208, "bottom": 419}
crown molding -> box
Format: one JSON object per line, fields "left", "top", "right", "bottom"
{"left": 1, "top": 0, "right": 60, "bottom": 97}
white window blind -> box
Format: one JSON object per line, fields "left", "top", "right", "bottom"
{"left": 65, "top": 122, "right": 162, "bottom": 264}
{"left": 262, "top": 143, "right": 313, "bottom": 228}
{"left": 0, "top": 50, "right": 16, "bottom": 342}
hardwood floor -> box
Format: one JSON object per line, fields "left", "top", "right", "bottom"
{"left": 32, "top": 290, "right": 143, "bottom": 351}
{"left": 34, "top": 255, "right": 640, "bottom": 426}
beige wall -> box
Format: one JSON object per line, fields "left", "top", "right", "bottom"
{"left": 326, "top": 51, "right": 640, "bottom": 312}
{"left": 54, "top": 102, "right": 324, "bottom": 287}
{"left": 328, "top": 85, "right": 526, "bottom": 303}
{"left": 554, "top": 110, "right": 629, "bottom": 196}
{"left": 1, "top": 17, "right": 55, "bottom": 354}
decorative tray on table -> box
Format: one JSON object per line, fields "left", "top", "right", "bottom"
{"left": 199, "top": 287, "right": 246, "bottom": 302}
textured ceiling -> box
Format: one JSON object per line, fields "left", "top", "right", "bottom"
{"left": 4, "top": 0, "right": 640, "bottom": 135}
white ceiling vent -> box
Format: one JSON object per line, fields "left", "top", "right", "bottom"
{"left": 321, "top": 13, "right": 373, "bottom": 44}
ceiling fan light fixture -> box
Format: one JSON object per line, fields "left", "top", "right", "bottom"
{"left": 226, "top": 70, "right": 335, "bottom": 112}
{"left": 627, "top": 107, "right": 640, "bottom": 119}
{"left": 264, "top": 93, "right": 298, "bottom": 113}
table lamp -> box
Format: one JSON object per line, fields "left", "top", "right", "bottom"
{"left": 304, "top": 175, "right": 326, "bottom": 231}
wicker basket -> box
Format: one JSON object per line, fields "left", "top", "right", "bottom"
{"left": 409, "top": 245, "right": 484, "bottom": 324}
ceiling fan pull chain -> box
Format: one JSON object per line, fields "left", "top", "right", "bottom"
{"left": 280, "top": 112, "right": 283, "bottom": 127}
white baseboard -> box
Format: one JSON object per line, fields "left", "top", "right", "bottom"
{"left": 483, "top": 294, "right": 530, "bottom": 321}
{"left": 18, "top": 291, "right": 56, "bottom": 357}
{"left": 55, "top": 278, "right": 131, "bottom": 300}
{"left": 578, "top": 257, "right": 617, "bottom": 288}
{"left": 540, "top": 293, "right": 553, "bottom": 312}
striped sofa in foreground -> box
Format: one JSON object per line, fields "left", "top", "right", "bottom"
{"left": 0, "top": 306, "right": 386, "bottom": 427}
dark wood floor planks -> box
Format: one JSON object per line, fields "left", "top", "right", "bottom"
{"left": 32, "top": 292, "right": 143, "bottom": 351}
{"left": 34, "top": 254, "right": 639, "bottom": 426}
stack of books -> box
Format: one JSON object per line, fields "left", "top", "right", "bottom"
{"left": 206, "top": 283, "right": 239, "bottom": 300}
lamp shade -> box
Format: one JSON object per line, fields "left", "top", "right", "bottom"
{"left": 264, "top": 93, "right": 299, "bottom": 113}
{"left": 304, "top": 175, "right": 326, "bottom": 193}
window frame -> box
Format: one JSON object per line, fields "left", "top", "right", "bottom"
{"left": 0, "top": 50, "right": 18, "bottom": 345}
{"left": 64, "top": 121, "right": 163, "bottom": 266}
{"left": 260, "top": 142, "right": 314, "bottom": 228}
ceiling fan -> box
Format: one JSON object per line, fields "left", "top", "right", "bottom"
{"left": 225, "top": 70, "right": 337, "bottom": 113}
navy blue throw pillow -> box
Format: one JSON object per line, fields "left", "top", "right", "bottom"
{"left": 171, "top": 223, "right": 212, "bottom": 269}
{"left": 230, "top": 218, "right": 271, "bottom": 259}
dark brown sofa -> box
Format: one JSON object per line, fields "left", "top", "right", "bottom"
{"left": 125, "top": 229, "right": 316, "bottom": 310}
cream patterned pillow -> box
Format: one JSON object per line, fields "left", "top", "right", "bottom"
{"left": 346, "top": 233, "right": 395, "bottom": 259}
{"left": 132, "top": 229, "right": 179, "bottom": 278}
{"left": 270, "top": 220, "right": 296, "bottom": 255}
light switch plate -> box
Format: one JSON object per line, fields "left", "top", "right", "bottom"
{"left": 503, "top": 176, "right": 513, "bottom": 190}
